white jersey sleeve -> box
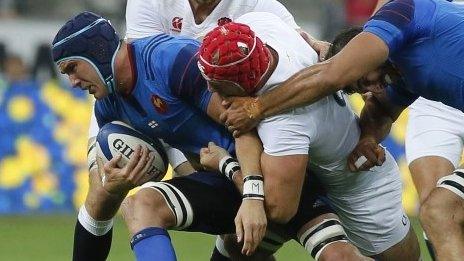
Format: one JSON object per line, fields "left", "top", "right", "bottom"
{"left": 160, "top": 140, "right": 189, "bottom": 169}
{"left": 254, "top": 0, "right": 299, "bottom": 29}
{"left": 125, "top": 0, "right": 165, "bottom": 39}
{"left": 258, "top": 107, "right": 315, "bottom": 156}
{"left": 88, "top": 103, "right": 99, "bottom": 139}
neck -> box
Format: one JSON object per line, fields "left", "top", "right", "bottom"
{"left": 255, "top": 46, "right": 278, "bottom": 93}
{"left": 188, "top": 0, "right": 221, "bottom": 24}
{"left": 114, "top": 41, "right": 135, "bottom": 95}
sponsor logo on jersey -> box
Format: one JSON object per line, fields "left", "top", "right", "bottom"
{"left": 151, "top": 95, "right": 168, "bottom": 114}
{"left": 217, "top": 17, "right": 232, "bottom": 26}
{"left": 171, "top": 17, "right": 183, "bottom": 32}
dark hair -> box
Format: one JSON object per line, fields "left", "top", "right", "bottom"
{"left": 325, "top": 27, "right": 394, "bottom": 94}
{"left": 326, "top": 27, "right": 363, "bottom": 60}
{"left": 325, "top": 27, "right": 363, "bottom": 94}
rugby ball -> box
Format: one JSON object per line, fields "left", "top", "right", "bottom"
{"left": 96, "top": 121, "right": 168, "bottom": 182}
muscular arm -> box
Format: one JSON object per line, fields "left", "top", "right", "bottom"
{"left": 359, "top": 91, "right": 405, "bottom": 143}
{"left": 85, "top": 137, "right": 127, "bottom": 220}
{"left": 254, "top": 32, "right": 389, "bottom": 119}
{"left": 261, "top": 153, "right": 308, "bottom": 223}
{"left": 207, "top": 92, "right": 263, "bottom": 190}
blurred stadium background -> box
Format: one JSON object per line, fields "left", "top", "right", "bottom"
{"left": 0, "top": 0, "right": 438, "bottom": 260}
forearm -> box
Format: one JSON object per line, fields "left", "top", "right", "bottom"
{"left": 233, "top": 131, "right": 263, "bottom": 193}
{"left": 257, "top": 63, "right": 338, "bottom": 119}
{"left": 358, "top": 97, "right": 393, "bottom": 143}
{"left": 84, "top": 169, "right": 127, "bottom": 220}
{"left": 235, "top": 132, "right": 263, "bottom": 175}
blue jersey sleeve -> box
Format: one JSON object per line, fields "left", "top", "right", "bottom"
{"left": 364, "top": 0, "right": 415, "bottom": 54}
{"left": 385, "top": 84, "right": 419, "bottom": 107}
{"left": 166, "top": 41, "right": 212, "bottom": 112}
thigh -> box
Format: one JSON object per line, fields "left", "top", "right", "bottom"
{"left": 141, "top": 171, "right": 242, "bottom": 235}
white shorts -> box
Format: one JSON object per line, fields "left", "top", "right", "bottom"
{"left": 405, "top": 97, "right": 464, "bottom": 167}
{"left": 312, "top": 151, "right": 410, "bottom": 256}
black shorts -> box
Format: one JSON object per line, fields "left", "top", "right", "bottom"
{"left": 145, "top": 171, "right": 332, "bottom": 239}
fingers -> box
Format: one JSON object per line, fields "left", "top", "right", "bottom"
{"left": 232, "top": 130, "right": 241, "bottom": 138}
{"left": 136, "top": 151, "right": 155, "bottom": 185}
{"left": 208, "top": 141, "right": 216, "bottom": 149}
{"left": 108, "top": 153, "right": 122, "bottom": 167}
{"left": 219, "top": 111, "right": 227, "bottom": 123}
{"left": 124, "top": 145, "right": 142, "bottom": 173}
{"left": 348, "top": 143, "right": 386, "bottom": 172}
{"left": 235, "top": 216, "right": 243, "bottom": 244}
{"left": 360, "top": 149, "right": 378, "bottom": 169}
{"left": 199, "top": 147, "right": 209, "bottom": 158}
{"left": 104, "top": 154, "right": 122, "bottom": 177}
{"left": 222, "top": 99, "right": 231, "bottom": 107}
{"left": 250, "top": 223, "right": 264, "bottom": 255}
{"left": 96, "top": 156, "right": 106, "bottom": 181}
{"left": 376, "top": 145, "right": 386, "bottom": 165}
{"left": 242, "top": 222, "right": 253, "bottom": 256}
{"left": 128, "top": 146, "right": 149, "bottom": 182}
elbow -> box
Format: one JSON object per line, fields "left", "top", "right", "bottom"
{"left": 266, "top": 201, "right": 298, "bottom": 224}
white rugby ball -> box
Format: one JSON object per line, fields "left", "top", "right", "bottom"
{"left": 96, "top": 121, "right": 168, "bottom": 182}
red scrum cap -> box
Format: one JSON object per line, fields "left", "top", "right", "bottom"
{"left": 198, "top": 22, "right": 270, "bottom": 94}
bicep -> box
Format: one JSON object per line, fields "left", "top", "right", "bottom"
{"left": 326, "top": 32, "right": 389, "bottom": 88}
{"left": 261, "top": 154, "right": 308, "bottom": 181}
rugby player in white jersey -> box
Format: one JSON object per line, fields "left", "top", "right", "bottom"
{"left": 79, "top": 1, "right": 333, "bottom": 260}
{"left": 197, "top": 12, "right": 420, "bottom": 260}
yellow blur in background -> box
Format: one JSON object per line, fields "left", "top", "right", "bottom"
{"left": 0, "top": 80, "right": 420, "bottom": 215}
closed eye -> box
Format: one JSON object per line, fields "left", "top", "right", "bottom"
{"left": 60, "top": 63, "right": 76, "bottom": 75}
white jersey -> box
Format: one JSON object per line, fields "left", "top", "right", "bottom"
{"left": 125, "top": 0, "right": 299, "bottom": 40}
{"left": 238, "top": 12, "right": 360, "bottom": 173}
{"left": 238, "top": 12, "right": 409, "bottom": 255}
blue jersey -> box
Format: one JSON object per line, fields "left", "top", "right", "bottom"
{"left": 94, "top": 34, "right": 234, "bottom": 155}
{"left": 364, "top": 0, "right": 464, "bottom": 110}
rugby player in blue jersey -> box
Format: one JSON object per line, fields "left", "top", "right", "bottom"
{"left": 52, "top": 12, "right": 369, "bottom": 261}
{"left": 220, "top": 0, "right": 464, "bottom": 260}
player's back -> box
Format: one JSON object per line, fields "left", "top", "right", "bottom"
{"left": 365, "top": 0, "right": 464, "bottom": 110}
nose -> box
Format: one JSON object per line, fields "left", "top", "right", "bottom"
{"left": 69, "top": 74, "right": 81, "bottom": 87}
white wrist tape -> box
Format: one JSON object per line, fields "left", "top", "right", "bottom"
{"left": 87, "top": 140, "right": 97, "bottom": 172}
{"left": 78, "top": 205, "right": 113, "bottom": 236}
{"left": 219, "top": 156, "right": 240, "bottom": 180}
{"left": 242, "top": 175, "right": 264, "bottom": 200}
{"left": 354, "top": 155, "right": 367, "bottom": 169}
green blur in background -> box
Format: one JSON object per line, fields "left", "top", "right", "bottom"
{"left": 0, "top": 215, "right": 432, "bottom": 261}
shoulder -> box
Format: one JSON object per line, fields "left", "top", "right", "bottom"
{"left": 136, "top": 35, "right": 199, "bottom": 68}
{"left": 368, "top": 0, "right": 416, "bottom": 30}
